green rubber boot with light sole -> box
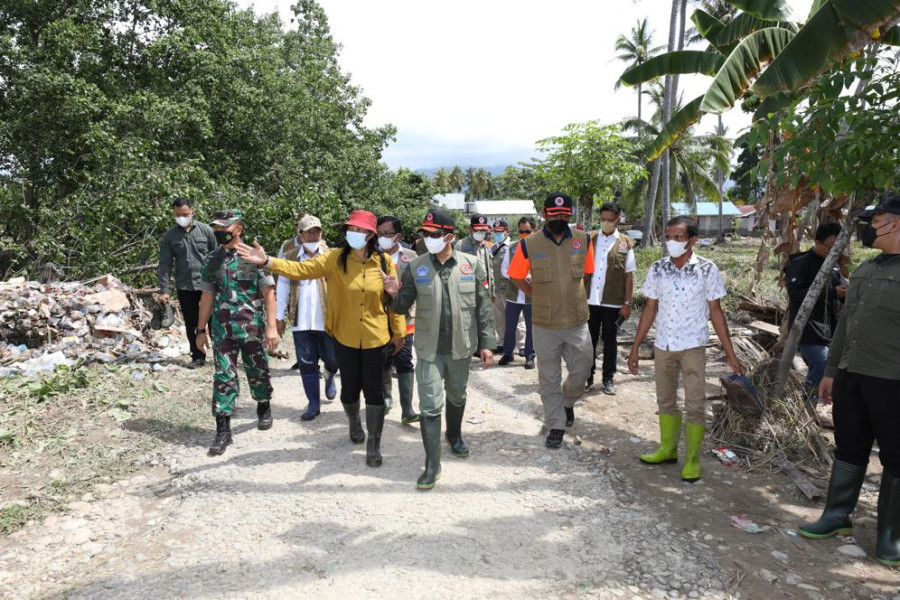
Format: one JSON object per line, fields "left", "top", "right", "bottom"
{"left": 681, "top": 421, "right": 705, "bottom": 483}
{"left": 799, "top": 460, "right": 866, "bottom": 540}
{"left": 639, "top": 413, "right": 682, "bottom": 465}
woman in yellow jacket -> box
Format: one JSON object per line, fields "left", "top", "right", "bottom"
{"left": 237, "top": 210, "right": 405, "bottom": 467}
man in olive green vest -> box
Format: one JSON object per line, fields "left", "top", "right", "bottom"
{"left": 384, "top": 209, "right": 496, "bottom": 490}
{"left": 508, "top": 193, "right": 596, "bottom": 449}
{"left": 586, "top": 201, "right": 636, "bottom": 397}
{"left": 490, "top": 219, "right": 511, "bottom": 353}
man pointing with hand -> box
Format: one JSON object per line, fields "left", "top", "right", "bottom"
{"left": 382, "top": 209, "right": 496, "bottom": 491}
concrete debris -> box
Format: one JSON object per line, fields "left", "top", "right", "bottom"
{"left": 0, "top": 275, "right": 188, "bottom": 375}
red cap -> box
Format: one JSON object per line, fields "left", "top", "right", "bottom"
{"left": 345, "top": 209, "right": 377, "bottom": 233}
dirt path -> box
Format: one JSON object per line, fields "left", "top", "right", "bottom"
{"left": 0, "top": 354, "right": 729, "bottom": 600}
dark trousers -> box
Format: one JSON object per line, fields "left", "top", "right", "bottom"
{"left": 833, "top": 369, "right": 900, "bottom": 477}
{"left": 503, "top": 301, "right": 533, "bottom": 358}
{"left": 588, "top": 305, "right": 620, "bottom": 381}
{"left": 336, "top": 341, "right": 389, "bottom": 406}
{"left": 177, "top": 289, "right": 205, "bottom": 361}
{"left": 385, "top": 334, "right": 414, "bottom": 373}
{"left": 292, "top": 330, "right": 338, "bottom": 375}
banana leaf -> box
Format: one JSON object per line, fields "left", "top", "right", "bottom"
{"left": 725, "top": 0, "right": 793, "bottom": 21}
{"left": 692, "top": 9, "right": 726, "bottom": 44}
{"left": 754, "top": 1, "right": 900, "bottom": 95}
{"left": 620, "top": 51, "right": 726, "bottom": 87}
{"left": 646, "top": 95, "right": 704, "bottom": 161}
{"left": 714, "top": 13, "right": 796, "bottom": 47}
{"left": 702, "top": 27, "right": 796, "bottom": 113}
{"left": 883, "top": 25, "right": 900, "bottom": 45}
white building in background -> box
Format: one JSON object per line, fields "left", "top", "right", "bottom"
{"left": 671, "top": 202, "right": 743, "bottom": 237}
{"left": 431, "top": 195, "right": 538, "bottom": 226}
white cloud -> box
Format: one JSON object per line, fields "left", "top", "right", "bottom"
{"left": 238, "top": 0, "right": 814, "bottom": 169}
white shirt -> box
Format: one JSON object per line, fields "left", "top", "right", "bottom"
{"left": 275, "top": 244, "right": 325, "bottom": 332}
{"left": 588, "top": 232, "right": 637, "bottom": 307}
{"left": 641, "top": 253, "right": 727, "bottom": 351}
{"left": 501, "top": 245, "right": 526, "bottom": 304}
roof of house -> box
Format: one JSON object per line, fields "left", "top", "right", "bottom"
{"left": 671, "top": 202, "right": 743, "bottom": 217}
{"left": 472, "top": 200, "right": 537, "bottom": 216}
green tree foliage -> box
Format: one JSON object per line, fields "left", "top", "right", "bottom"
{"left": 534, "top": 122, "right": 647, "bottom": 226}
{"left": 0, "top": 0, "right": 429, "bottom": 282}
{"left": 727, "top": 142, "right": 764, "bottom": 203}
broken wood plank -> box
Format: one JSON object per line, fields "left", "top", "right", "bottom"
{"left": 779, "top": 459, "right": 823, "bottom": 500}
{"left": 747, "top": 320, "right": 781, "bottom": 336}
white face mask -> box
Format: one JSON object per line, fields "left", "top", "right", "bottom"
{"left": 302, "top": 241, "right": 320, "bottom": 254}
{"left": 666, "top": 239, "right": 690, "bottom": 258}
{"left": 425, "top": 236, "right": 448, "bottom": 254}
{"left": 378, "top": 236, "right": 396, "bottom": 251}
{"left": 175, "top": 216, "right": 193, "bottom": 228}
{"left": 346, "top": 231, "right": 369, "bottom": 250}
{"left": 472, "top": 231, "right": 486, "bottom": 242}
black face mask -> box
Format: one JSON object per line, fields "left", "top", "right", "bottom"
{"left": 215, "top": 230, "right": 235, "bottom": 245}
{"left": 860, "top": 220, "right": 893, "bottom": 248}
{"left": 546, "top": 219, "right": 568, "bottom": 235}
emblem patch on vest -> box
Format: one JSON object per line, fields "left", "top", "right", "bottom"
{"left": 459, "top": 264, "right": 473, "bottom": 275}
{"left": 416, "top": 266, "right": 429, "bottom": 277}
{"left": 571, "top": 239, "right": 582, "bottom": 250}
{"left": 401, "top": 255, "right": 410, "bottom": 263}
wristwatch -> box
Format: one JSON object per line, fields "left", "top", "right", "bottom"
{"left": 195, "top": 328, "right": 207, "bottom": 335}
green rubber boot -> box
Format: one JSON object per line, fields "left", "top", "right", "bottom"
{"left": 877, "top": 472, "right": 900, "bottom": 566}
{"left": 417, "top": 415, "right": 442, "bottom": 491}
{"left": 381, "top": 368, "right": 393, "bottom": 415}
{"left": 681, "top": 421, "right": 705, "bottom": 483}
{"left": 639, "top": 413, "right": 682, "bottom": 465}
{"left": 398, "top": 372, "right": 419, "bottom": 424}
{"left": 799, "top": 460, "right": 866, "bottom": 539}
{"left": 445, "top": 402, "right": 470, "bottom": 458}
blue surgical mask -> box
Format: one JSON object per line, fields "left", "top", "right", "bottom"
{"left": 346, "top": 231, "right": 368, "bottom": 250}
{"left": 493, "top": 232, "right": 506, "bottom": 244}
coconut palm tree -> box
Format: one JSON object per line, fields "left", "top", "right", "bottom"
{"left": 614, "top": 18, "right": 664, "bottom": 123}
{"left": 433, "top": 168, "right": 451, "bottom": 193}
{"left": 448, "top": 165, "right": 464, "bottom": 192}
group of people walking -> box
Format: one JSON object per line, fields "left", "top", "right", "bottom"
{"left": 157, "top": 190, "right": 900, "bottom": 566}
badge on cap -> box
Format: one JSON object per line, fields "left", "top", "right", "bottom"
{"left": 460, "top": 264, "right": 473, "bottom": 275}
{"left": 416, "top": 266, "right": 429, "bottom": 277}
{"left": 571, "top": 239, "right": 582, "bottom": 250}
{"left": 426, "top": 213, "right": 434, "bottom": 221}
{"left": 479, "top": 217, "right": 485, "bottom": 224}
{"left": 555, "top": 197, "right": 564, "bottom": 206}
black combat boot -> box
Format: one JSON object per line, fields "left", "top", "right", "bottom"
{"left": 445, "top": 402, "right": 470, "bottom": 458}
{"left": 256, "top": 401, "right": 273, "bottom": 430}
{"left": 208, "top": 416, "right": 232, "bottom": 456}
{"left": 366, "top": 404, "right": 385, "bottom": 467}
{"left": 799, "top": 460, "right": 867, "bottom": 539}
{"left": 343, "top": 401, "right": 365, "bottom": 444}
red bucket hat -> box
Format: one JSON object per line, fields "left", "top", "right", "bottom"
{"left": 345, "top": 209, "right": 377, "bottom": 233}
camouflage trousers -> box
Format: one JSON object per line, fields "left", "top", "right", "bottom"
{"left": 212, "top": 336, "right": 273, "bottom": 416}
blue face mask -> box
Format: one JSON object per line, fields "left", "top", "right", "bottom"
{"left": 346, "top": 231, "right": 368, "bottom": 250}
{"left": 493, "top": 232, "right": 506, "bottom": 244}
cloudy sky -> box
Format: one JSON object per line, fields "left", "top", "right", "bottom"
{"left": 238, "top": 0, "right": 814, "bottom": 171}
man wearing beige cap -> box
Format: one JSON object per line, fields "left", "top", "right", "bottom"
{"left": 276, "top": 214, "right": 338, "bottom": 421}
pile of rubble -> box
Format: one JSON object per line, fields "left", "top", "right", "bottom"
{"left": 0, "top": 275, "right": 189, "bottom": 376}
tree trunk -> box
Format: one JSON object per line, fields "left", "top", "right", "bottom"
{"left": 716, "top": 114, "right": 726, "bottom": 244}
{"left": 579, "top": 194, "right": 593, "bottom": 227}
{"left": 660, "top": 0, "right": 682, "bottom": 241}
{"left": 637, "top": 83, "right": 642, "bottom": 124}
{"left": 644, "top": 159, "right": 662, "bottom": 245}
{"left": 771, "top": 191, "right": 865, "bottom": 399}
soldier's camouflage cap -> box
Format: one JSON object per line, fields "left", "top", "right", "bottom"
{"left": 210, "top": 209, "right": 243, "bottom": 226}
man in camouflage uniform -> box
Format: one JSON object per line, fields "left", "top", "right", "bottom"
{"left": 195, "top": 209, "right": 280, "bottom": 455}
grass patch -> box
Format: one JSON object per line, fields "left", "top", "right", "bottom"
{"left": 0, "top": 362, "right": 210, "bottom": 534}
